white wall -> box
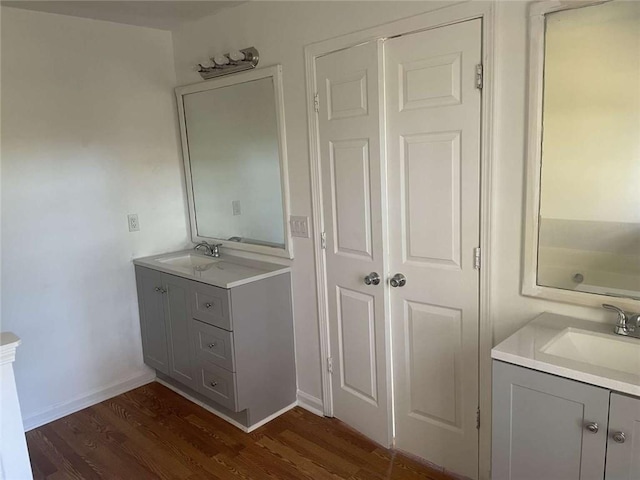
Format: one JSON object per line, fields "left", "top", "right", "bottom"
{"left": 1, "top": 7, "right": 189, "bottom": 424}
{"left": 173, "top": 0, "right": 617, "bottom": 404}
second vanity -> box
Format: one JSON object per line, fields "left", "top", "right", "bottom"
{"left": 133, "top": 250, "right": 296, "bottom": 431}
{"left": 491, "top": 313, "right": 640, "bottom": 480}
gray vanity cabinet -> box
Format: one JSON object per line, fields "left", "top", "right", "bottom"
{"left": 135, "top": 267, "right": 170, "bottom": 375}
{"left": 605, "top": 393, "right": 640, "bottom": 480}
{"left": 492, "top": 361, "right": 610, "bottom": 480}
{"left": 135, "top": 264, "right": 296, "bottom": 430}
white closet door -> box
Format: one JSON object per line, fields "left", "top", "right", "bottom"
{"left": 316, "top": 40, "right": 392, "bottom": 447}
{"left": 385, "top": 19, "right": 482, "bottom": 478}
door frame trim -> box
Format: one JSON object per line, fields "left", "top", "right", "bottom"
{"left": 304, "top": 3, "right": 495, "bottom": 478}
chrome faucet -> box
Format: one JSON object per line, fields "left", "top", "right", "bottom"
{"left": 603, "top": 304, "right": 640, "bottom": 338}
{"left": 193, "top": 241, "right": 222, "bottom": 258}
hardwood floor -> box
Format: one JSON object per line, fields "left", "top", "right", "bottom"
{"left": 26, "top": 382, "right": 457, "bottom": 480}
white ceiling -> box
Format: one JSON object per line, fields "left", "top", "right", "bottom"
{"left": 1, "top": 1, "right": 243, "bottom": 30}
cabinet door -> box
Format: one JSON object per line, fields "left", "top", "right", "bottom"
{"left": 492, "top": 361, "right": 610, "bottom": 480}
{"left": 605, "top": 393, "right": 640, "bottom": 480}
{"left": 163, "top": 273, "right": 196, "bottom": 389}
{"left": 135, "top": 267, "right": 169, "bottom": 374}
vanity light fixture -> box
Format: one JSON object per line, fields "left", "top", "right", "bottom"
{"left": 197, "top": 47, "right": 259, "bottom": 80}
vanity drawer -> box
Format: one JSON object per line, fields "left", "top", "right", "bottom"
{"left": 190, "top": 283, "right": 231, "bottom": 331}
{"left": 191, "top": 319, "right": 235, "bottom": 372}
{"left": 196, "top": 363, "right": 238, "bottom": 411}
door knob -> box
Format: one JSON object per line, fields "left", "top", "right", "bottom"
{"left": 364, "top": 272, "right": 381, "bottom": 286}
{"left": 585, "top": 422, "right": 599, "bottom": 434}
{"left": 390, "top": 273, "right": 407, "bottom": 288}
{"left": 612, "top": 431, "right": 626, "bottom": 443}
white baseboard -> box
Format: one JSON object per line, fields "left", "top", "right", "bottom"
{"left": 23, "top": 371, "right": 156, "bottom": 431}
{"left": 247, "top": 402, "right": 297, "bottom": 432}
{"left": 156, "top": 377, "right": 296, "bottom": 433}
{"left": 155, "top": 377, "right": 250, "bottom": 432}
{"left": 296, "top": 390, "right": 324, "bottom": 416}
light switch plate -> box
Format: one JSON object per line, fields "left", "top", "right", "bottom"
{"left": 290, "top": 216, "right": 309, "bottom": 238}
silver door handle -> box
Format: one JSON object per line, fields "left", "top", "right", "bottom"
{"left": 364, "top": 272, "right": 381, "bottom": 286}
{"left": 390, "top": 273, "right": 406, "bottom": 288}
{"left": 585, "top": 422, "right": 598, "bottom": 434}
{"left": 612, "top": 431, "right": 626, "bottom": 443}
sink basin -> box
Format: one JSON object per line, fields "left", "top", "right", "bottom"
{"left": 157, "top": 253, "right": 219, "bottom": 270}
{"left": 541, "top": 328, "right": 640, "bottom": 377}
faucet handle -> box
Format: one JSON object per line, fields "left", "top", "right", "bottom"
{"left": 602, "top": 304, "right": 627, "bottom": 320}
{"left": 603, "top": 304, "right": 630, "bottom": 335}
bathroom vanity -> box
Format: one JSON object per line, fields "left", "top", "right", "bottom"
{"left": 133, "top": 250, "right": 296, "bottom": 431}
{"left": 491, "top": 313, "right": 640, "bottom": 480}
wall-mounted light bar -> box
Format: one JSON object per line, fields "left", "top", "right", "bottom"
{"left": 197, "top": 47, "right": 259, "bottom": 80}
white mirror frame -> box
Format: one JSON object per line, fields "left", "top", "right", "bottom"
{"left": 175, "top": 65, "right": 294, "bottom": 259}
{"left": 523, "top": 0, "right": 639, "bottom": 309}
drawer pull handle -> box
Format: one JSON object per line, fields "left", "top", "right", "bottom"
{"left": 204, "top": 303, "right": 213, "bottom": 309}
{"left": 612, "top": 432, "right": 626, "bottom": 443}
{"left": 154, "top": 287, "right": 166, "bottom": 294}
{"left": 585, "top": 422, "right": 599, "bottom": 434}
{"left": 210, "top": 381, "right": 218, "bottom": 387}
{"left": 208, "top": 343, "right": 217, "bottom": 349}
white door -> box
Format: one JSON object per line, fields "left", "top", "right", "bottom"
{"left": 385, "top": 19, "right": 482, "bottom": 478}
{"left": 316, "top": 40, "right": 392, "bottom": 446}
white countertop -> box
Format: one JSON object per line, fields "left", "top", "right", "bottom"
{"left": 492, "top": 313, "right": 640, "bottom": 397}
{"left": 133, "top": 250, "right": 291, "bottom": 289}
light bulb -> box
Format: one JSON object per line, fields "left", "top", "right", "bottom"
{"left": 213, "top": 55, "right": 230, "bottom": 66}
{"left": 228, "top": 50, "right": 246, "bottom": 62}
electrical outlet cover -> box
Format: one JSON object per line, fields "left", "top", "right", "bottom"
{"left": 232, "top": 200, "right": 242, "bottom": 216}
{"left": 127, "top": 214, "right": 140, "bottom": 232}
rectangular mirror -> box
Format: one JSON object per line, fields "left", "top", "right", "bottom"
{"left": 176, "top": 65, "right": 293, "bottom": 258}
{"left": 524, "top": 0, "right": 640, "bottom": 307}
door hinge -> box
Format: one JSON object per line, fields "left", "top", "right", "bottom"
{"left": 473, "top": 247, "right": 481, "bottom": 270}
{"left": 476, "top": 407, "right": 480, "bottom": 429}
{"left": 327, "top": 357, "right": 333, "bottom": 374}
{"left": 314, "top": 92, "right": 320, "bottom": 113}
{"left": 475, "top": 64, "right": 483, "bottom": 90}
{"left": 321, "top": 231, "right": 327, "bottom": 250}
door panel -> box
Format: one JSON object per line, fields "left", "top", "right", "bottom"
{"left": 402, "top": 132, "right": 461, "bottom": 266}
{"left": 386, "top": 19, "right": 482, "bottom": 478}
{"left": 135, "top": 266, "right": 169, "bottom": 374}
{"left": 400, "top": 52, "right": 463, "bottom": 109}
{"left": 405, "top": 302, "right": 462, "bottom": 428}
{"left": 492, "top": 361, "right": 610, "bottom": 480}
{"left": 164, "top": 273, "right": 197, "bottom": 389}
{"left": 337, "top": 287, "right": 377, "bottom": 404}
{"left": 330, "top": 139, "right": 373, "bottom": 258}
{"left": 606, "top": 393, "right": 640, "bottom": 480}
{"left": 316, "top": 40, "right": 391, "bottom": 446}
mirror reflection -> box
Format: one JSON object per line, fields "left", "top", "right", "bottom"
{"left": 537, "top": 1, "right": 640, "bottom": 299}
{"left": 183, "top": 76, "right": 285, "bottom": 249}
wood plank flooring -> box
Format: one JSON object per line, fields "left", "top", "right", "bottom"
{"left": 26, "top": 382, "right": 457, "bottom": 479}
